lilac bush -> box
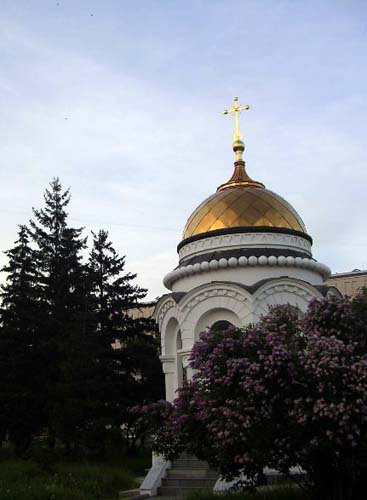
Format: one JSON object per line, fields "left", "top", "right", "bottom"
{"left": 150, "top": 290, "right": 367, "bottom": 500}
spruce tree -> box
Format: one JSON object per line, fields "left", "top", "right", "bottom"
{"left": 29, "top": 178, "right": 88, "bottom": 449}
{"left": 88, "top": 230, "right": 164, "bottom": 433}
{"left": 88, "top": 229, "right": 147, "bottom": 342}
{"left": 29, "top": 178, "right": 86, "bottom": 325}
{"left": 0, "top": 226, "right": 44, "bottom": 454}
{"left": 0, "top": 180, "right": 164, "bottom": 456}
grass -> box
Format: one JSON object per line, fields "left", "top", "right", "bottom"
{"left": 187, "top": 484, "right": 309, "bottom": 500}
{"left": 0, "top": 456, "right": 140, "bottom": 500}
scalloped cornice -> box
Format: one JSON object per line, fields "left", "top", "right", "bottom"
{"left": 163, "top": 254, "right": 331, "bottom": 290}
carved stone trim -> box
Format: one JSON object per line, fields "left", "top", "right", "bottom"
{"left": 178, "top": 231, "right": 312, "bottom": 260}
{"left": 181, "top": 287, "right": 246, "bottom": 315}
{"left": 163, "top": 255, "right": 331, "bottom": 289}
{"left": 156, "top": 299, "right": 175, "bottom": 326}
{"left": 256, "top": 283, "right": 315, "bottom": 303}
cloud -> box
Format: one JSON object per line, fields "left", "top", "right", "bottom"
{"left": 0, "top": 2, "right": 366, "bottom": 299}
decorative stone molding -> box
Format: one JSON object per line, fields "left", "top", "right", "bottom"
{"left": 178, "top": 232, "right": 312, "bottom": 260}
{"left": 256, "top": 283, "right": 315, "bottom": 303}
{"left": 181, "top": 287, "right": 247, "bottom": 315}
{"left": 177, "top": 283, "right": 252, "bottom": 332}
{"left": 155, "top": 299, "right": 175, "bottom": 326}
{"left": 252, "top": 278, "right": 324, "bottom": 319}
{"left": 163, "top": 255, "right": 331, "bottom": 289}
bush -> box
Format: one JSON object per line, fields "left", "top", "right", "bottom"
{"left": 150, "top": 291, "right": 367, "bottom": 500}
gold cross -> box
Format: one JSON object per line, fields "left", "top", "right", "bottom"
{"left": 223, "top": 97, "right": 250, "bottom": 142}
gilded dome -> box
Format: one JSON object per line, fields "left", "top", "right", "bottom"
{"left": 182, "top": 186, "right": 307, "bottom": 240}
{"left": 182, "top": 98, "right": 307, "bottom": 242}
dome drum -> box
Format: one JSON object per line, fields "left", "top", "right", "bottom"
{"left": 178, "top": 227, "right": 313, "bottom": 262}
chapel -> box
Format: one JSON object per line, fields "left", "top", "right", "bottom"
{"left": 154, "top": 97, "right": 338, "bottom": 403}
{"left": 141, "top": 98, "right": 340, "bottom": 496}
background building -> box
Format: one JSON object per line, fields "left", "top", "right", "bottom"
{"left": 325, "top": 270, "right": 367, "bottom": 298}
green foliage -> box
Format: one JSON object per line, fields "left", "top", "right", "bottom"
{"left": 0, "top": 459, "right": 136, "bottom": 500}
{"left": 0, "top": 178, "right": 163, "bottom": 456}
{"left": 0, "top": 225, "right": 45, "bottom": 454}
{"left": 87, "top": 230, "right": 164, "bottom": 452}
{"left": 28, "top": 178, "right": 89, "bottom": 451}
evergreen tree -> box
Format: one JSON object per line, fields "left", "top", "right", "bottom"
{"left": 87, "top": 230, "right": 164, "bottom": 438}
{"left": 0, "top": 179, "right": 164, "bottom": 456}
{"left": 0, "top": 226, "right": 44, "bottom": 454}
{"left": 88, "top": 229, "right": 147, "bottom": 341}
{"left": 29, "top": 178, "right": 86, "bottom": 325}
{"left": 29, "top": 178, "right": 88, "bottom": 449}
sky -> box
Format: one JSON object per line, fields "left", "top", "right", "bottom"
{"left": 0, "top": 0, "right": 367, "bottom": 300}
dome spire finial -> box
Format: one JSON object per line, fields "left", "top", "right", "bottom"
{"left": 219, "top": 97, "right": 264, "bottom": 191}
{"left": 223, "top": 96, "right": 250, "bottom": 161}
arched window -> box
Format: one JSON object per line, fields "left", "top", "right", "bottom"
{"left": 211, "top": 320, "right": 233, "bottom": 332}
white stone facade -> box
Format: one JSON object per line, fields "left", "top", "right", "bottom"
{"left": 155, "top": 230, "right": 333, "bottom": 402}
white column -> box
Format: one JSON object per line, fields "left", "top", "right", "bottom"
{"left": 160, "top": 355, "right": 176, "bottom": 402}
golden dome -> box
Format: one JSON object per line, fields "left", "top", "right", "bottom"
{"left": 182, "top": 97, "right": 307, "bottom": 242}
{"left": 182, "top": 186, "right": 307, "bottom": 240}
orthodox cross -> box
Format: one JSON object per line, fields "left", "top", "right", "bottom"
{"left": 223, "top": 97, "right": 250, "bottom": 141}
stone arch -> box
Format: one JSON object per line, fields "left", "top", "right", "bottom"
{"left": 155, "top": 297, "right": 176, "bottom": 329}
{"left": 178, "top": 282, "right": 253, "bottom": 350}
{"left": 253, "top": 277, "right": 323, "bottom": 321}
{"left": 194, "top": 308, "right": 241, "bottom": 339}
{"left": 162, "top": 316, "right": 179, "bottom": 356}
{"left": 327, "top": 286, "right": 342, "bottom": 299}
{"left": 160, "top": 316, "right": 181, "bottom": 402}
{"left": 156, "top": 295, "right": 178, "bottom": 357}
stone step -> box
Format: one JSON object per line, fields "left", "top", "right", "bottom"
{"left": 161, "top": 478, "right": 216, "bottom": 488}
{"left": 166, "top": 469, "right": 217, "bottom": 479}
{"left": 158, "top": 486, "right": 213, "bottom": 497}
{"left": 171, "top": 459, "right": 208, "bottom": 469}
{"left": 155, "top": 455, "right": 218, "bottom": 496}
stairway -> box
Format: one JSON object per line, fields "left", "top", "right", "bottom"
{"left": 157, "top": 455, "right": 218, "bottom": 497}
